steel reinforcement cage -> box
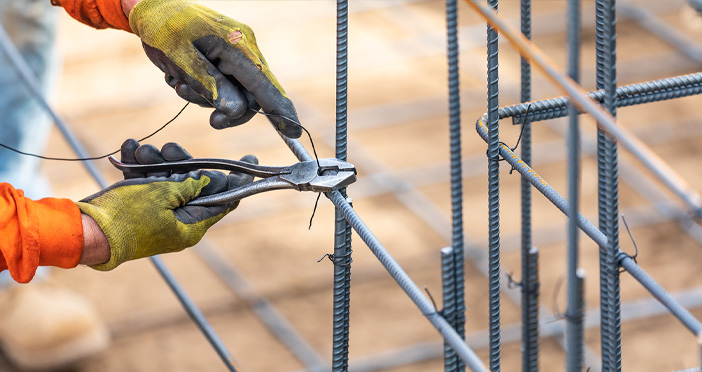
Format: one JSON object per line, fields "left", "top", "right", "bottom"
{"left": 2, "top": 0, "right": 702, "bottom": 371}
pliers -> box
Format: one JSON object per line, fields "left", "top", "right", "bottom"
{"left": 108, "top": 156, "right": 356, "bottom": 206}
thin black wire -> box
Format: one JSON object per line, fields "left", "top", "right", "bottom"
{"left": 250, "top": 108, "right": 322, "bottom": 172}
{"left": 0, "top": 104, "right": 324, "bottom": 173}
{"left": 309, "top": 192, "right": 322, "bottom": 230}
{"left": 0, "top": 102, "right": 190, "bottom": 161}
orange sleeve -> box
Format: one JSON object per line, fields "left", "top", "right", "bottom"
{"left": 0, "top": 183, "right": 83, "bottom": 283}
{"left": 55, "top": 0, "right": 132, "bottom": 33}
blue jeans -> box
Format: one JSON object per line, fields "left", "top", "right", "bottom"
{"left": 0, "top": 0, "right": 59, "bottom": 286}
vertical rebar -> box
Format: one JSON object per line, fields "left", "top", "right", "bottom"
{"left": 446, "top": 0, "right": 466, "bottom": 371}
{"left": 567, "top": 269, "right": 587, "bottom": 372}
{"left": 519, "top": 0, "right": 538, "bottom": 370}
{"left": 522, "top": 246, "right": 539, "bottom": 372}
{"left": 566, "top": 0, "right": 584, "bottom": 370}
{"left": 328, "top": 191, "right": 488, "bottom": 372}
{"left": 332, "top": 0, "right": 352, "bottom": 370}
{"left": 486, "top": 0, "right": 501, "bottom": 370}
{"left": 596, "top": 0, "right": 623, "bottom": 370}
{"left": 442, "top": 247, "right": 459, "bottom": 372}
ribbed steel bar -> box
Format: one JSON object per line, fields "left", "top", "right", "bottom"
{"left": 0, "top": 22, "right": 240, "bottom": 372}
{"left": 485, "top": 0, "right": 502, "bottom": 369}
{"left": 509, "top": 73, "right": 702, "bottom": 124}
{"left": 332, "top": 0, "right": 352, "bottom": 370}
{"left": 441, "top": 247, "right": 459, "bottom": 372}
{"left": 567, "top": 269, "right": 587, "bottom": 372}
{"left": 519, "top": 0, "right": 538, "bottom": 370}
{"left": 595, "top": 0, "right": 622, "bottom": 370}
{"left": 475, "top": 119, "right": 702, "bottom": 338}
{"left": 332, "top": 206, "right": 353, "bottom": 372}
{"left": 446, "top": 0, "right": 466, "bottom": 371}
{"left": 565, "top": 0, "right": 584, "bottom": 370}
{"left": 327, "top": 190, "right": 488, "bottom": 372}
{"left": 463, "top": 0, "right": 702, "bottom": 218}
{"left": 523, "top": 246, "right": 540, "bottom": 371}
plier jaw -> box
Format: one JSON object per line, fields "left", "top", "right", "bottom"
{"left": 108, "top": 156, "right": 356, "bottom": 206}
{"left": 283, "top": 158, "right": 356, "bottom": 193}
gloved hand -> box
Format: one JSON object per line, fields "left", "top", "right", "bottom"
{"left": 118, "top": 139, "right": 258, "bottom": 191}
{"left": 77, "top": 139, "right": 257, "bottom": 271}
{"left": 128, "top": 0, "right": 301, "bottom": 138}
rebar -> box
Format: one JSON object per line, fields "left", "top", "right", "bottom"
{"left": 510, "top": 73, "right": 702, "bottom": 124}
{"left": 475, "top": 119, "right": 702, "bottom": 337}
{"left": 565, "top": 0, "right": 584, "bottom": 370}
{"left": 441, "top": 247, "right": 459, "bottom": 372}
{"left": 485, "top": 0, "right": 501, "bottom": 369}
{"left": 522, "top": 246, "right": 540, "bottom": 371}
{"left": 519, "top": 0, "right": 538, "bottom": 370}
{"left": 332, "top": 0, "right": 352, "bottom": 370}
{"left": 446, "top": 0, "right": 466, "bottom": 371}
{"left": 327, "top": 190, "right": 488, "bottom": 372}
{"left": 0, "top": 22, "right": 240, "bottom": 372}
{"left": 567, "top": 269, "right": 587, "bottom": 372}
{"left": 465, "top": 0, "right": 702, "bottom": 218}
{"left": 595, "top": 0, "right": 623, "bottom": 370}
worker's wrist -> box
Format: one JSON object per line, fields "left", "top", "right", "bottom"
{"left": 79, "top": 214, "right": 111, "bottom": 266}
{"left": 121, "top": 0, "right": 143, "bottom": 18}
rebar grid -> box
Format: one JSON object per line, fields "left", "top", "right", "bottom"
{"left": 5, "top": 1, "right": 702, "bottom": 371}
{"left": 467, "top": 2, "right": 702, "bottom": 370}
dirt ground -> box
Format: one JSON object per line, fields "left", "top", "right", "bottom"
{"left": 2, "top": 0, "right": 702, "bottom": 371}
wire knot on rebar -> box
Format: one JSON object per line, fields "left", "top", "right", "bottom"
{"left": 316, "top": 251, "right": 353, "bottom": 266}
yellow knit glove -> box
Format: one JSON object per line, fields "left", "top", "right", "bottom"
{"left": 129, "top": 0, "right": 301, "bottom": 138}
{"left": 77, "top": 171, "right": 233, "bottom": 271}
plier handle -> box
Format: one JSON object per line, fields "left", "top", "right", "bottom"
{"left": 108, "top": 156, "right": 356, "bottom": 206}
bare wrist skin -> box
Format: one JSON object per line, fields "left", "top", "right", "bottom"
{"left": 121, "top": 0, "right": 143, "bottom": 18}
{"left": 80, "top": 214, "right": 111, "bottom": 265}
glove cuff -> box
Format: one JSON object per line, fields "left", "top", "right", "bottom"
{"left": 76, "top": 200, "right": 136, "bottom": 271}
{"left": 129, "top": 0, "right": 196, "bottom": 38}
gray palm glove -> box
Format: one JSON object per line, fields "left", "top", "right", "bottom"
{"left": 119, "top": 139, "right": 259, "bottom": 205}
{"left": 76, "top": 139, "right": 258, "bottom": 271}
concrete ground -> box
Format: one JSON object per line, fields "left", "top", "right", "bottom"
{"left": 2, "top": 0, "right": 702, "bottom": 371}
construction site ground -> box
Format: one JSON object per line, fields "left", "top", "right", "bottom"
{"left": 2, "top": 0, "right": 702, "bottom": 371}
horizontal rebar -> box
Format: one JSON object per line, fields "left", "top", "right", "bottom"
{"left": 474, "top": 118, "right": 702, "bottom": 337}
{"left": 464, "top": 0, "right": 702, "bottom": 218}
{"left": 327, "top": 190, "right": 487, "bottom": 372}
{"left": 509, "top": 73, "right": 702, "bottom": 124}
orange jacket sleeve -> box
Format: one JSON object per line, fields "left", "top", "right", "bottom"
{"left": 53, "top": 0, "right": 132, "bottom": 33}
{"left": 0, "top": 183, "right": 83, "bottom": 283}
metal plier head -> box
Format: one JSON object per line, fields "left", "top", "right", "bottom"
{"left": 108, "top": 156, "right": 356, "bottom": 206}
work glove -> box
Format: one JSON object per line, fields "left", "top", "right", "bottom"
{"left": 128, "top": 0, "right": 301, "bottom": 138}
{"left": 77, "top": 140, "right": 257, "bottom": 271}
{"left": 118, "top": 139, "right": 258, "bottom": 191}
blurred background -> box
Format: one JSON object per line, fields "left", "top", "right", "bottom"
{"left": 1, "top": 0, "right": 702, "bottom": 370}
